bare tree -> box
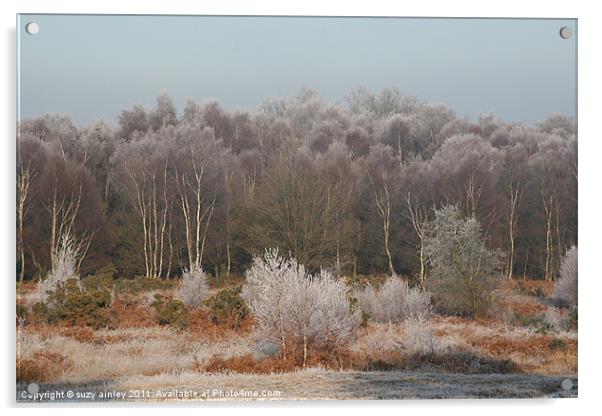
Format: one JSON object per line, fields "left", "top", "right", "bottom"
{"left": 405, "top": 192, "right": 429, "bottom": 287}
{"left": 173, "top": 128, "right": 223, "bottom": 271}
{"left": 42, "top": 144, "right": 97, "bottom": 274}
{"left": 426, "top": 134, "right": 502, "bottom": 242}
{"left": 247, "top": 149, "right": 342, "bottom": 269}
{"left": 79, "top": 121, "right": 117, "bottom": 215}
{"left": 319, "top": 143, "right": 359, "bottom": 274}
{"left": 365, "top": 144, "right": 400, "bottom": 275}
{"left": 505, "top": 181, "right": 521, "bottom": 279}
{"left": 529, "top": 135, "right": 576, "bottom": 280}
{"left": 238, "top": 150, "right": 262, "bottom": 207}
{"left": 540, "top": 184, "right": 556, "bottom": 281}
{"left": 113, "top": 137, "right": 172, "bottom": 277}
{"left": 16, "top": 135, "right": 38, "bottom": 287}
{"left": 497, "top": 141, "right": 529, "bottom": 280}
{"left": 17, "top": 89, "right": 578, "bottom": 285}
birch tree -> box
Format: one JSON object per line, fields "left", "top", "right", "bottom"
{"left": 41, "top": 143, "right": 98, "bottom": 274}
{"left": 16, "top": 134, "right": 39, "bottom": 286}
{"left": 319, "top": 143, "right": 359, "bottom": 274}
{"left": 364, "top": 144, "right": 400, "bottom": 275}
{"left": 405, "top": 192, "right": 429, "bottom": 287}
{"left": 172, "top": 127, "right": 225, "bottom": 271}
{"left": 112, "top": 136, "right": 173, "bottom": 278}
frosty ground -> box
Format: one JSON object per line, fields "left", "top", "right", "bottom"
{"left": 17, "top": 277, "right": 577, "bottom": 402}
{"left": 18, "top": 370, "right": 576, "bottom": 402}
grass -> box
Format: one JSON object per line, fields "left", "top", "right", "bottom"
{"left": 16, "top": 276, "right": 577, "bottom": 400}
{"left": 17, "top": 370, "right": 576, "bottom": 401}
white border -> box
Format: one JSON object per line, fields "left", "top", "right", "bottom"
{"left": 2, "top": 1, "right": 599, "bottom": 415}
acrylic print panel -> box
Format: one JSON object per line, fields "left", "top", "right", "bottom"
{"left": 16, "top": 15, "right": 577, "bottom": 402}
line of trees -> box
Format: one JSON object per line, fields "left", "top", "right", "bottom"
{"left": 16, "top": 87, "right": 577, "bottom": 284}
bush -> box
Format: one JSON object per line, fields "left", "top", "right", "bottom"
{"left": 544, "top": 307, "right": 564, "bottom": 331}
{"left": 554, "top": 246, "right": 578, "bottom": 307}
{"left": 41, "top": 278, "right": 113, "bottom": 328}
{"left": 16, "top": 304, "right": 29, "bottom": 325}
{"left": 353, "top": 276, "right": 431, "bottom": 324}
{"left": 542, "top": 305, "right": 577, "bottom": 332}
{"left": 34, "top": 234, "right": 80, "bottom": 303}
{"left": 204, "top": 286, "right": 249, "bottom": 327}
{"left": 82, "top": 263, "right": 116, "bottom": 291}
{"left": 513, "top": 313, "right": 554, "bottom": 334}
{"left": 151, "top": 293, "right": 188, "bottom": 329}
{"left": 402, "top": 317, "right": 447, "bottom": 357}
{"left": 31, "top": 302, "right": 49, "bottom": 324}
{"left": 113, "top": 276, "right": 175, "bottom": 294}
{"left": 424, "top": 205, "right": 503, "bottom": 317}
{"left": 176, "top": 266, "right": 209, "bottom": 307}
{"left": 243, "top": 249, "right": 360, "bottom": 366}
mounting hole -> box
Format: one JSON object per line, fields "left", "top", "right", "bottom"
{"left": 27, "top": 382, "right": 40, "bottom": 394}
{"left": 25, "top": 22, "right": 39, "bottom": 35}
{"left": 559, "top": 26, "right": 572, "bottom": 39}
{"left": 561, "top": 378, "right": 574, "bottom": 391}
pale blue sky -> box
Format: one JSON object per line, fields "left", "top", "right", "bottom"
{"left": 17, "top": 15, "right": 577, "bottom": 126}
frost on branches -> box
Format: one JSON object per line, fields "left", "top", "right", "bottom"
{"left": 243, "top": 248, "right": 360, "bottom": 365}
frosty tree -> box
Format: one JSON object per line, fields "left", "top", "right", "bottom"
{"left": 16, "top": 88, "right": 577, "bottom": 286}
{"left": 243, "top": 249, "right": 360, "bottom": 366}
{"left": 176, "top": 266, "right": 210, "bottom": 308}
{"left": 35, "top": 234, "right": 80, "bottom": 303}
{"left": 424, "top": 205, "right": 503, "bottom": 316}
{"left": 554, "top": 246, "right": 578, "bottom": 307}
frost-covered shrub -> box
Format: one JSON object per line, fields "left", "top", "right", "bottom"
{"left": 545, "top": 307, "right": 567, "bottom": 332}
{"left": 243, "top": 249, "right": 360, "bottom": 365}
{"left": 176, "top": 266, "right": 209, "bottom": 307}
{"left": 554, "top": 246, "right": 578, "bottom": 307}
{"left": 34, "top": 235, "right": 80, "bottom": 303}
{"left": 354, "top": 277, "right": 431, "bottom": 324}
{"left": 424, "top": 205, "right": 503, "bottom": 317}
{"left": 545, "top": 305, "right": 577, "bottom": 332}
{"left": 303, "top": 269, "right": 361, "bottom": 348}
{"left": 402, "top": 318, "right": 445, "bottom": 357}
{"left": 242, "top": 249, "right": 293, "bottom": 349}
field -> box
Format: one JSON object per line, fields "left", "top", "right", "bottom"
{"left": 17, "top": 371, "right": 575, "bottom": 402}
{"left": 16, "top": 277, "right": 577, "bottom": 402}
